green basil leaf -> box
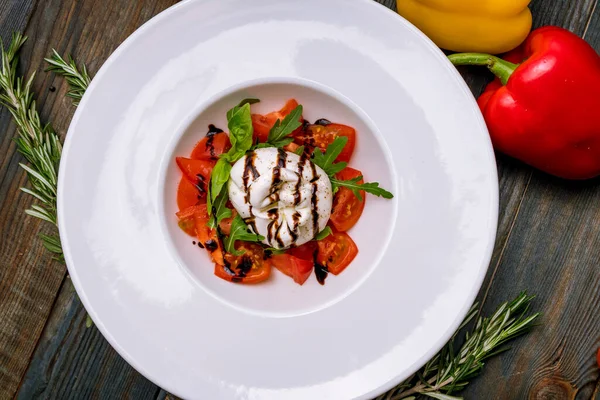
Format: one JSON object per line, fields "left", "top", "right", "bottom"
{"left": 294, "top": 145, "right": 305, "bottom": 156}
{"left": 224, "top": 103, "right": 253, "bottom": 162}
{"left": 208, "top": 158, "right": 232, "bottom": 211}
{"left": 226, "top": 98, "right": 260, "bottom": 120}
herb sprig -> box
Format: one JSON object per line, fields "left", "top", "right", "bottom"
{"left": 376, "top": 292, "right": 539, "bottom": 400}
{"left": 311, "top": 136, "right": 393, "bottom": 199}
{"left": 44, "top": 49, "right": 91, "bottom": 106}
{"left": 255, "top": 104, "right": 303, "bottom": 148}
{"left": 0, "top": 33, "right": 63, "bottom": 258}
{"left": 223, "top": 215, "right": 264, "bottom": 255}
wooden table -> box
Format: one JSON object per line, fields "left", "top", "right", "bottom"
{"left": 1, "top": 0, "right": 599, "bottom": 398}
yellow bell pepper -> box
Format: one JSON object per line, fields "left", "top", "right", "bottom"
{"left": 396, "top": 0, "right": 532, "bottom": 54}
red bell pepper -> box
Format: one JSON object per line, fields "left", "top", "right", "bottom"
{"left": 449, "top": 26, "right": 600, "bottom": 180}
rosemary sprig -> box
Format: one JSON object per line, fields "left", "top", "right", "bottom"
{"left": 44, "top": 49, "right": 90, "bottom": 106}
{"left": 0, "top": 33, "right": 64, "bottom": 259}
{"left": 376, "top": 292, "right": 539, "bottom": 400}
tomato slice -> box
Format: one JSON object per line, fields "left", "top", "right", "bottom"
{"left": 176, "top": 177, "right": 202, "bottom": 211}
{"left": 251, "top": 99, "right": 303, "bottom": 143}
{"left": 175, "top": 204, "right": 206, "bottom": 236}
{"left": 271, "top": 242, "right": 317, "bottom": 285}
{"left": 175, "top": 157, "right": 214, "bottom": 198}
{"left": 293, "top": 122, "right": 356, "bottom": 162}
{"left": 193, "top": 205, "right": 225, "bottom": 266}
{"left": 329, "top": 167, "right": 366, "bottom": 232}
{"left": 316, "top": 231, "right": 358, "bottom": 275}
{"left": 215, "top": 243, "right": 271, "bottom": 284}
{"left": 190, "top": 131, "right": 231, "bottom": 160}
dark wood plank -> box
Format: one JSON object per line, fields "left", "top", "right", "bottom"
{"left": 0, "top": 1, "right": 60, "bottom": 399}
{"left": 16, "top": 278, "right": 160, "bottom": 400}
{"left": 0, "top": 0, "right": 177, "bottom": 398}
{"left": 463, "top": 0, "right": 600, "bottom": 398}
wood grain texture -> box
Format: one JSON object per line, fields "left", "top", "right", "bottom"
{"left": 0, "top": 0, "right": 177, "bottom": 398}
{"left": 16, "top": 278, "right": 160, "bottom": 400}
{"left": 1, "top": 0, "right": 600, "bottom": 399}
{"left": 463, "top": 0, "right": 600, "bottom": 398}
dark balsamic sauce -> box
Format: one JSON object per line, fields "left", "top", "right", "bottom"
{"left": 205, "top": 124, "right": 224, "bottom": 160}
{"left": 314, "top": 262, "right": 329, "bottom": 285}
{"left": 197, "top": 242, "right": 205, "bottom": 249}
{"left": 204, "top": 240, "right": 218, "bottom": 252}
{"left": 314, "top": 118, "right": 331, "bottom": 126}
{"left": 293, "top": 152, "right": 307, "bottom": 206}
{"left": 309, "top": 161, "right": 320, "bottom": 236}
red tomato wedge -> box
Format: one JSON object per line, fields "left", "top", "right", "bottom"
{"left": 175, "top": 204, "right": 206, "bottom": 236}
{"left": 175, "top": 157, "right": 214, "bottom": 198}
{"left": 293, "top": 122, "right": 356, "bottom": 162}
{"left": 176, "top": 177, "right": 202, "bottom": 211}
{"left": 193, "top": 205, "right": 225, "bottom": 266}
{"left": 190, "top": 131, "right": 231, "bottom": 160}
{"left": 271, "top": 242, "right": 317, "bottom": 285}
{"left": 215, "top": 243, "right": 271, "bottom": 284}
{"left": 316, "top": 231, "right": 358, "bottom": 275}
{"left": 330, "top": 167, "right": 366, "bottom": 232}
{"left": 251, "top": 99, "right": 303, "bottom": 143}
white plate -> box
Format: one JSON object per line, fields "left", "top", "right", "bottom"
{"left": 57, "top": 0, "right": 498, "bottom": 399}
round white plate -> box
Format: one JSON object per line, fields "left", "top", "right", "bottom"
{"left": 58, "top": 0, "right": 498, "bottom": 399}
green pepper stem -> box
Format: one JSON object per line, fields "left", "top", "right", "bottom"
{"left": 448, "top": 53, "right": 518, "bottom": 85}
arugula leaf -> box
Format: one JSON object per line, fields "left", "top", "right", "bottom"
{"left": 266, "top": 105, "right": 303, "bottom": 147}
{"left": 314, "top": 226, "right": 332, "bottom": 241}
{"left": 223, "top": 215, "right": 265, "bottom": 255}
{"left": 226, "top": 98, "right": 260, "bottom": 120}
{"left": 207, "top": 158, "right": 232, "bottom": 210}
{"left": 311, "top": 136, "right": 348, "bottom": 176}
{"left": 294, "top": 145, "right": 305, "bottom": 156}
{"left": 224, "top": 103, "right": 254, "bottom": 162}
{"left": 207, "top": 189, "right": 232, "bottom": 229}
{"left": 330, "top": 176, "right": 394, "bottom": 201}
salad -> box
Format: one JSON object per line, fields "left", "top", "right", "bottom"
{"left": 175, "top": 98, "right": 393, "bottom": 285}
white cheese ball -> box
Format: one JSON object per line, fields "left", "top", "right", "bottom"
{"left": 228, "top": 147, "right": 332, "bottom": 249}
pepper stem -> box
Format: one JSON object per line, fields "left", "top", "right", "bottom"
{"left": 448, "top": 53, "right": 518, "bottom": 85}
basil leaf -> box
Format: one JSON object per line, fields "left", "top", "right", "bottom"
{"left": 207, "top": 188, "right": 232, "bottom": 229}
{"left": 224, "top": 103, "right": 254, "bottom": 162}
{"left": 330, "top": 175, "right": 394, "bottom": 201}
{"left": 311, "top": 136, "right": 348, "bottom": 176}
{"left": 208, "top": 158, "right": 232, "bottom": 210}
{"left": 314, "top": 226, "right": 332, "bottom": 241}
{"left": 266, "top": 105, "right": 303, "bottom": 147}
{"left": 226, "top": 98, "right": 260, "bottom": 120}
{"left": 223, "top": 215, "right": 265, "bottom": 256}
{"left": 265, "top": 247, "right": 286, "bottom": 255}
{"left": 294, "top": 145, "right": 305, "bottom": 156}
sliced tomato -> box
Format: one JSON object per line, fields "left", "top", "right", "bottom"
{"left": 316, "top": 231, "right": 358, "bottom": 275}
{"left": 271, "top": 241, "right": 317, "bottom": 285}
{"left": 215, "top": 243, "right": 271, "bottom": 284}
{"left": 190, "top": 131, "right": 231, "bottom": 160}
{"left": 293, "top": 122, "right": 356, "bottom": 162}
{"left": 177, "top": 177, "right": 202, "bottom": 211}
{"left": 330, "top": 167, "right": 366, "bottom": 232}
{"left": 193, "top": 205, "right": 225, "bottom": 266}
{"left": 175, "top": 157, "right": 214, "bottom": 198}
{"left": 175, "top": 204, "right": 206, "bottom": 236}
{"left": 251, "top": 99, "right": 303, "bottom": 143}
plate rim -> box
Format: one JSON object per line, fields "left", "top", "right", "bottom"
{"left": 57, "top": 0, "right": 499, "bottom": 398}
